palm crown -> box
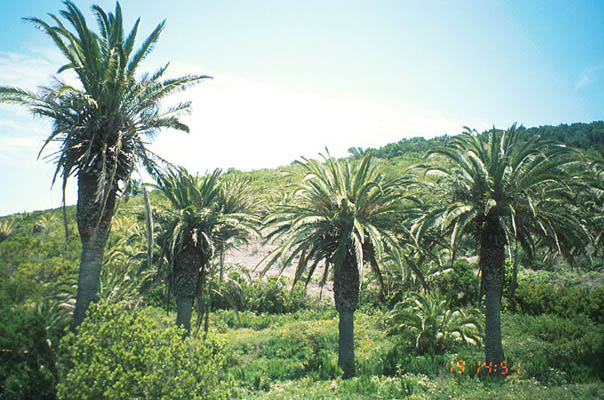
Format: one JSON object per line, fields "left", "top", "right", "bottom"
{"left": 416, "top": 125, "right": 587, "bottom": 261}
{"left": 154, "top": 167, "right": 223, "bottom": 269}
{"left": 262, "top": 152, "right": 402, "bottom": 290}
{"left": 0, "top": 1, "right": 210, "bottom": 209}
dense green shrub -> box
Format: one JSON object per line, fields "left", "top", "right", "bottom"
{"left": 433, "top": 260, "right": 480, "bottom": 307}
{"left": 211, "top": 274, "right": 310, "bottom": 315}
{"left": 514, "top": 281, "right": 604, "bottom": 323}
{"left": 505, "top": 314, "right": 604, "bottom": 384}
{"left": 0, "top": 270, "right": 43, "bottom": 306}
{"left": 0, "top": 305, "right": 58, "bottom": 400}
{"left": 57, "top": 301, "right": 231, "bottom": 400}
{"left": 245, "top": 276, "right": 310, "bottom": 314}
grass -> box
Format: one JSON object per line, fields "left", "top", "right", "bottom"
{"left": 1, "top": 200, "right": 603, "bottom": 399}
{"left": 182, "top": 308, "right": 604, "bottom": 399}
{"left": 235, "top": 376, "right": 604, "bottom": 399}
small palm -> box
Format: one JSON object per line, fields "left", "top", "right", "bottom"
{"left": 387, "top": 292, "right": 483, "bottom": 354}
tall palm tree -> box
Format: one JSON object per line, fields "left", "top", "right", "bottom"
{"left": 154, "top": 167, "right": 258, "bottom": 336}
{"left": 415, "top": 125, "right": 588, "bottom": 367}
{"left": 0, "top": 1, "right": 210, "bottom": 327}
{"left": 260, "top": 152, "right": 403, "bottom": 378}
{"left": 580, "top": 148, "right": 604, "bottom": 263}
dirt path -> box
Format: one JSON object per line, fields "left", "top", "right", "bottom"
{"left": 224, "top": 238, "right": 334, "bottom": 300}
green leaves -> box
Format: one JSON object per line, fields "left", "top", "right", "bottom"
{"left": 386, "top": 292, "right": 483, "bottom": 354}
{"left": 57, "top": 301, "right": 230, "bottom": 399}
{"left": 261, "top": 152, "right": 405, "bottom": 293}
{"left": 154, "top": 167, "right": 260, "bottom": 267}
{"left": 421, "top": 124, "right": 589, "bottom": 260}
{"left": 0, "top": 1, "right": 211, "bottom": 236}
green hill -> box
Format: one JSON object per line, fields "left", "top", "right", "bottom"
{"left": 1, "top": 121, "right": 603, "bottom": 399}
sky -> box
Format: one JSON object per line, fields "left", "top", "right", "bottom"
{"left": 1, "top": 0, "right": 603, "bottom": 216}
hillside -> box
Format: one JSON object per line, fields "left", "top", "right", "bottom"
{"left": 1, "top": 121, "right": 603, "bottom": 399}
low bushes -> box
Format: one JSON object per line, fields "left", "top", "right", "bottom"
{"left": 514, "top": 281, "right": 604, "bottom": 323}
{"left": 432, "top": 260, "right": 480, "bottom": 307}
{"left": 504, "top": 313, "right": 604, "bottom": 384}
{"left": 213, "top": 274, "right": 311, "bottom": 315}
{"left": 0, "top": 305, "right": 58, "bottom": 400}
{"left": 245, "top": 276, "right": 310, "bottom": 314}
{"left": 57, "top": 301, "right": 231, "bottom": 400}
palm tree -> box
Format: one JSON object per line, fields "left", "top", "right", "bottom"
{"left": 260, "top": 152, "right": 403, "bottom": 378}
{"left": 154, "top": 167, "right": 258, "bottom": 336}
{"left": 415, "top": 125, "right": 588, "bottom": 367}
{"left": 0, "top": 218, "right": 15, "bottom": 243}
{"left": 0, "top": 1, "right": 210, "bottom": 327}
{"left": 580, "top": 148, "right": 604, "bottom": 264}
{"left": 215, "top": 175, "right": 259, "bottom": 282}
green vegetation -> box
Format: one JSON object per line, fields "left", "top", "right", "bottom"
{"left": 0, "top": 2, "right": 603, "bottom": 399}
{"left": 2, "top": 120, "right": 604, "bottom": 398}
{"left": 0, "top": 0, "right": 209, "bottom": 328}
{"left": 260, "top": 152, "right": 405, "bottom": 378}
{"left": 58, "top": 301, "right": 230, "bottom": 399}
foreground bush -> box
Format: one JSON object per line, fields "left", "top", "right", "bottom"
{"left": 57, "top": 301, "right": 231, "bottom": 400}
{"left": 0, "top": 305, "right": 58, "bottom": 400}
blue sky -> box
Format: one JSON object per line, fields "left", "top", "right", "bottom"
{"left": 1, "top": 0, "right": 603, "bottom": 216}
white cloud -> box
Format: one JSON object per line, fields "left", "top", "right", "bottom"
{"left": 149, "top": 67, "right": 475, "bottom": 173}
{"left": 0, "top": 48, "right": 64, "bottom": 165}
{"left": 576, "top": 64, "right": 604, "bottom": 89}
{"left": 0, "top": 48, "right": 63, "bottom": 90}
{"left": 0, "top": 51, "right": 478, "bottom": 214}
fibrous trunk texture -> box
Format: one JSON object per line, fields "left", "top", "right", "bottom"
{"left": 174, "top": 244, "right": 202, "bottom": 337}
{"left": 176, "top": 296, "right": 193, "bottom": 335}
{"left": 333, "top": 253, "right": 360, "bottom": 379}
{"left": 479, "top": 217, "right": 506, "bottom": 368}
{"left": 73, "top": 171, "right": 117, "bottom": 328}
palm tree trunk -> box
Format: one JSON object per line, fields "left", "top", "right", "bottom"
{"left": 509, "top": 254, "right": 518, "bottom": 311}
{"left": 333, "top": 253, "right": 360, "bottom": 379}
{"left": 479, "top": 219, "right": 506, "bottom": 369}
{"left": 338, "top": 310, "right": 355, "bottom": 376}
{"left": 73, "top": 172, "right": 117, "bottom": 328}
{"left": 174, "top": 244, "right": 201, "bottom": 337}
{"left": 219, "top": 239, "right": 225, "bottom": 282}
{"left": 176, "top": 296, "right": 193, "bottom": 335}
